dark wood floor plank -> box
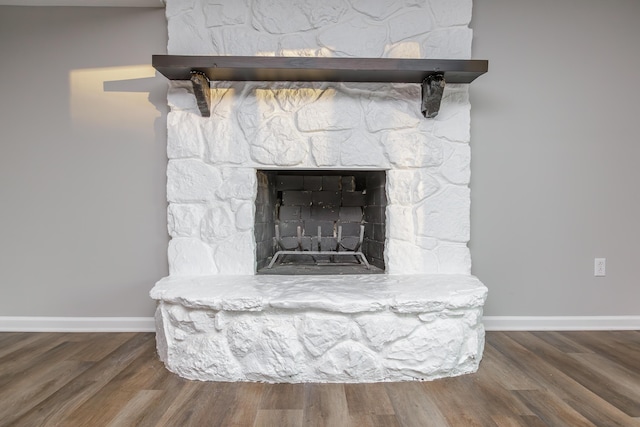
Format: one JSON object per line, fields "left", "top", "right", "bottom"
{"left": 219, "top": 382, "right": 265, "bottom": 426}
{"left": 253, "top": 409, "right": 304, "bottom": 427}
{"left": 193, "top": 382, "right": 241, "bottom": 427}
{"left": 472, "top": 346, "right": 542, "bottom": 419}
{"left": 67, "top": 332, "right": 138, "bottom": 362}
{"left": 610, "top": 330, "right": 640, "bottom": 344}
{"left": 0, "top": 359, "right": 93, "bottom": 426}
{"left": 561, "top": 331, "right": 640, "bottom": 375}
{"left": 519, "top": 415, "right": 553, "bottom": 426}
{"left": 106, "top": 389, "right": 163, "bottom": 427}
{"left": 164, "top": 381, "right": 242, "bottom": 427}
{"left": 60, "top": 339, "right": 164, "bottom": 426}
{"left": 10, "top": 332, "right": 154, "bottom": 427}
{"left": 569, "top": 352, "right": 640, "bottom": 403}
{"left": 347, "top": 414, "right": 401, "bottom": 427}
{"left": 0, "top": 332, "right": 53, "bottom": 359}
{"left": 515, "top": 389, "right": 596, "bottom": 426}
{"left": 0, "top": 333, "right": 78, "bottom": 386}
{"left": 424, "top": 369, "right": 537, "bottom": 427}
{"left": 479, "top": 343, "right": 540, "bottom": 391}
{"left": 132, "top": 373, "right": 192, "bottom": 426}
{"left": 152, "top": 380, "right": 203, "bottom": 426}
{"left": 344, "top": 383, "right": 395, "bottom": 416}
{"left": 423, "top": 376, "right": 497, "bottom": 427}
{"left": 0, "top": 335, "right": 101, "bottom": 426}
{"left": 488, "top": 332, "right": 637, "bottom": 427}
{"left": 507, "top": 331, "right": 640, "bottom": 417}
{"left": 490, "top": 414, "right": 531, "bottom": 427}
{"left": 385, "top": 381, "right": 449, "bottom": 426}
{"left": 156, "top": 381, "right": 221, "bottom": 426}
{"left": 260, "top": 383, "right": 305, "bottom": 410}
{"left": 303, "top": 383, "right": 350, "bottom": 427}
{"left": 531, "top": 330, "right": 595, "bottom": 354}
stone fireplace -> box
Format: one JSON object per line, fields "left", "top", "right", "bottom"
{"left": 150, "top": 0, "right": 488, "bottom": 382}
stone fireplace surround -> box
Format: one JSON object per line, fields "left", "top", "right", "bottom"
{"left": 151, "top": 0, "right": 488, "bottom": 382}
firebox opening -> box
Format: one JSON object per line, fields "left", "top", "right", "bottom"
{"left": 255, "top": 170, "right": 386, "bottom": 275}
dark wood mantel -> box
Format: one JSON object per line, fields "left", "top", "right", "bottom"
{"left": 152, "top": 55, "right": 488, "bottom": 117}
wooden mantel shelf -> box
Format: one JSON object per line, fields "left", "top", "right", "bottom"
{"left": 152, "top": 55, "right": 488, "bottom": 118}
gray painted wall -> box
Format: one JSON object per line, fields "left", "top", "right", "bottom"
{"left": 0, "top": 6, "right": 168, "bottom": 316}
{"left": 1, "top": 1, "right": 638, "bottom": 318}
{"left": 470, "top": 0, "right": 640, "bottom": 315}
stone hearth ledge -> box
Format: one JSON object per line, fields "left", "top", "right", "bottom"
{"left": 151, "top": 274, "right": 488, "bottom": 383}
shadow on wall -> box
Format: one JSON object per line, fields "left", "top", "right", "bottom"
{"left": 69, "top": 65, "right": 167, "bottom": 141}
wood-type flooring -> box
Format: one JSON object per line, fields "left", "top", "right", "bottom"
{"left": 0, "top": 330, "right": 639, "bottom": 426}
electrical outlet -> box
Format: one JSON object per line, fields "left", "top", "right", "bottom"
{"left": 594, "top": 258, "right": 606, "bottom": 277}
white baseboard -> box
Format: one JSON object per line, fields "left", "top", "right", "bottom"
{"left": 0, "top": 316, "right": 155, "bottom": 332}
{"left": 483, "top": 316, "right": 640, "bottom": 331}
{"left": 2, "top": 315, "right": 639, "bottom": 333}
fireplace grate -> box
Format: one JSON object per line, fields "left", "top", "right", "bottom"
{"left": 268, "top": 223, "right": 370, "bottom": 269}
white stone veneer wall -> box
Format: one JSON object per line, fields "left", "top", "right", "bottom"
{"left": 165, "top": 0, "right": 474, "bottom": 275}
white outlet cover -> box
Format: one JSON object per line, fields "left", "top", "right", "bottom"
{"left": 594, "top": 258, "right": 606, "bottom": 277}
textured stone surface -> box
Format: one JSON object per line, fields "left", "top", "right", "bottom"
{"left": 317, "top": 17, "right": 387, "bottom": 57}
{"left": 416, "top": 186, "right": 471, "bottom": 243}
{"left": 387, "top": 169, "right": 439, "bottom": 206}
{"left": 433, "top": 86, "right": 472, "bottom": 142}
{"left": 167, "top": 112, "right": 203, "bottom": 159}
{"left": 384, "top": 132, "right": 444, "bottom": 168}
{"left": 296, "top": 89, "right": 360, "bottom": 131}
{"left": 203, "top": 120, "right": 249, "bottom": 165}
{"left": 310, "top": 133, "right": 345, "bottom": 166}
{"left": 422, "top": 27, "right": 473, "bottom": 60}
{"left": 251, "top": 116, "right": 308, "bottom": 165}
{"left": 340, "top": 132, "right": 387, "bottom": 167}
{"left": 204, "top": 0, "right": 249, "bottom": 27}
{"left": 252, "top": 0, "right": 314, "bottom": 34}
{"left": 350, "top": 0, "right": 404, "bottom": 20}
{"left": 167, "top": 238, "right": 217, "bottom": 276}
{"left": 152, "top": 274, "right": 487, "bottom": 382}
{"left": 385, "top": 239, "right": 439, "bottom": 274}
{"left": 437, "top": 244, "right": 472, "bottom": 274}
{"left": 219, "top": 26, "right": 278, "bottom": 57}
{"left": 213, "top": 230, "right": 255, "bottom": 275}
{"left": 363, "top": 96, "right": 421, "bottom": 132}
{"left": 200, "top": 205, "right": 236, "bottom": 241}
{"left": 388, "top": 10, "right": 434, "bottom": 43}
{"left": 167, "top": 159, "right": 221, "bottom": 203}
{"left": 167, "top": 203, "right": 206, "bottom": 238}
{"left": 429, "top": 0, "right": 472, "bottom": 27}
{"left": 441, "top": 143, "right": 471, "bottom": 185}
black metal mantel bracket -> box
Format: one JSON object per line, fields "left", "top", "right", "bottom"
{"left": 190, "top": 71, "right": 211, "bottom": 117}
{"left": 421, "top": 73, "right": 445, "bottom": 118}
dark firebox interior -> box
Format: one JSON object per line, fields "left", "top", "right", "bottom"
{"left": 255, "top": 170, "right": 387, "bottom": 275}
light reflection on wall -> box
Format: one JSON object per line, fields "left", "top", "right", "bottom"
{"left": 385, "top": 41, "right": 422, "bottom": 58}
{"left": 69, "top": 65, "right": 159, "bottom": 138}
